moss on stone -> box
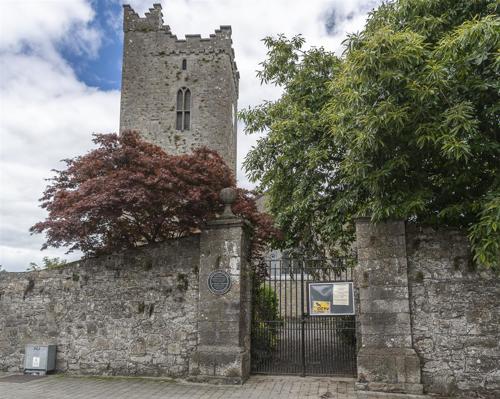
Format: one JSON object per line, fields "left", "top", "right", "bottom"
{"left": 176, "top": 273, "right": 189, "bottom": 291}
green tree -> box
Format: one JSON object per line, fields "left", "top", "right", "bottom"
{"left": 31, "top": 132, "right": 279, "bottom": 271}
{"left": 241, "top": 35, "right": 348, "bottom": 256}
{"left": 27, "top": 257, "right": 68, "bottom": 271}
{"left": 241, "top": 0, "right": 500, "bottom": 269}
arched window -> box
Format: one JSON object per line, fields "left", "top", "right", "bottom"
{"left": 176, "top": 88, "right": 191, "bottom": 131}
{"left": 182, "top": 59, "right": 187, "bottom": 70}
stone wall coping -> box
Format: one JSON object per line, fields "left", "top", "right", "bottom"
{"left": 205, "top": 217, "right": 252, "bottom": 229}
{"left": 197, "top": 345, "right": 246, "bottom": 353}
{"left": 354, "top": 217, "right": 406, "bottom": 224}
{"left": 357, "top": 347, "right": 419, "bottom": 356}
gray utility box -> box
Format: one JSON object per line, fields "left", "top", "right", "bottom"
{"left": 24, "top": 344, "right": 56, "bottom": 375}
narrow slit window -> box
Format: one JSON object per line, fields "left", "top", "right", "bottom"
{"left": 182, "top": 59, "right": 187, "bottom": 70}
{"left": 176, "top": 88, "right": 191, "bottom": 131}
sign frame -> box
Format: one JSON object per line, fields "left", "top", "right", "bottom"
{"left": 307, "top": 281, "right": 355, "bottom": 316}
{"left": 207, "top": 270, "right": 232, "bottom": 295}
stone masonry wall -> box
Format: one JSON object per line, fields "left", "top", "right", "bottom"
{"left": 0, "top": 236, "right": 200, "bottom": 377}
{"left": 354, "top": 219, "right": 423, "bottom": 395}
{"left": 119, "top": 4, "right": 239, "bottom": 173}
{"left": 406, "top": 225, "right": 500, "bottom": 398}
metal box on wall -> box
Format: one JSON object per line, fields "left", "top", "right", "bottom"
{"left": 24, "top": 344, "right": 56, "bottom": 375}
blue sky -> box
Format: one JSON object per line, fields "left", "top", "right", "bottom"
{"left": 0, "top": 0, "right": 379, "bottom": 272}
{"left": 61, "top": 1, "right": 123, "bottom": 91}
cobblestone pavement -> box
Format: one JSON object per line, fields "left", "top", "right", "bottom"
{"left": 0, "top": 374, "right": 356, "bottom": 399}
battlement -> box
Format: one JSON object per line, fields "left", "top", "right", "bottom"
{"left": 123, "top": 4, "right": 233, "bottom": 43}
{"left": 123, "top": 3, "right": 238, "bottom": 85}
{"left": 123, "top": 4, "right": 166, "bottom": 32}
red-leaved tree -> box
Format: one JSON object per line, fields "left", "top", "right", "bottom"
{"left": 31, "top": 131, "right": 280, "bottom": 265}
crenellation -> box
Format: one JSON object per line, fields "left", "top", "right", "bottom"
{"left": 123, "top": 4, "right": 138, "bottom": 16}
{"left": 123, "top": 4, "right": 165, "bottom": 32}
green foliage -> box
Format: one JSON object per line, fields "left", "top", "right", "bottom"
{"left": 469, "top": 188, "right": 500, "bottom": 268}
{"left": 27, "top": 257, "right": 68, "bottom": 271}
{"left": 253, "top": 284, "right": 280, "bottom": 322}
{"left": 26, "top": 262, "right": 40, "bottom": 272}
{"left": 241, "top": 0, "right": 500, "bottom": 270}
{"left": 241, "top": 35, "right": 349, "bottom": 256}
{"left": 43, "top": 257, "right": 68, "bottom": 269}
{"left": 252, "top": 284, "right": 281, "bottom": 354}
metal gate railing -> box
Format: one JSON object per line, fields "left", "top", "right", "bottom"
{"left": 251, "top": 257, "right": 357, "bottom": 376}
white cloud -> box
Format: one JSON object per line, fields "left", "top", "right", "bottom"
{"left": 0, "top": 0, "right": 119, "bottom": 271}
{"left": 0, "top": 0, "right": 101, "bottom": 58}
{"left": 0, "top": 0, "right": 378, "bottom": 271}
{"left": 0, "top": 54, "right": 120, "bottom": 270}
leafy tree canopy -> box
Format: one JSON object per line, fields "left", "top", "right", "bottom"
{"left": 31, "top": 131, "right": 278, "bottom": 266}
{"left": 240, "top": 0, "right": 500, "bottom": 269}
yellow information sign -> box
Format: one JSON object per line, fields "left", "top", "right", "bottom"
{"left": 312, "top": 301, "right": 331, "bottom": 314}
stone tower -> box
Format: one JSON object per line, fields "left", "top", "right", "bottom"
{"left": 120, "top": 4, "right": 239, "bottom": 173}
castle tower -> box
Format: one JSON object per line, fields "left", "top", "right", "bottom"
{"left": 120, "top": 4, "right": 239, "bottom": 173}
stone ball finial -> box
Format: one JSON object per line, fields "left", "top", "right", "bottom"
{"left": 220, "top": 187, "right": 237, "bottom": 217}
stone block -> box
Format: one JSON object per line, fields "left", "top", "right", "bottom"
{"left": 360, "top": 333, "right": 413, "bottom": 348}
{"left": 357, "top": 348, "right": 423, "bottom": 394}
{"left": 189, "top": 345, "right": 250, "bottom": 384}
{"left": 358, "top": 286, "right": 409, "bottom": 301}
{"left": 356, "top": 389, "right": 430, "bottom": 399}
{"left": 359, "top": 313, "right": 412, "bottom": 336}
{"left": 198, "top": 320, "right": 241, "bottom": 346}
{"left": 361, "top": 299, "right": 410, "bottom": 314}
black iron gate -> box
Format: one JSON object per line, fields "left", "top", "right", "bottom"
{"left": 251, "top": 256, "right": 357, "bottom": 376}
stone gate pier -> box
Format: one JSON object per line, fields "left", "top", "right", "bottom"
{"left": 189, "top": 189, "right": 252, "bottom": 383}
{"left": 353, "top": 218, "right": 500, "bottom": 399}
{"left": 354, "top": 219, "right": 424, "bottom": 397}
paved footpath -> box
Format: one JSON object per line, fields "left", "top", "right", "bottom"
{"left": 0, "top": 374, "right": 356, "bottom": 399}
